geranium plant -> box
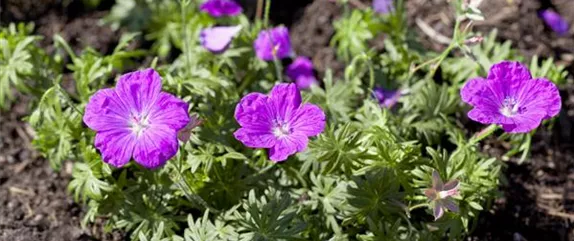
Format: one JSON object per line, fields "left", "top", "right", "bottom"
{"left": 12, "top": 0, "right": 565, "bottom": 240}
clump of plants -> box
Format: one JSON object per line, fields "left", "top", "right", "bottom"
{"left": 2, "top": 0, "right": 567, "bottom": 240}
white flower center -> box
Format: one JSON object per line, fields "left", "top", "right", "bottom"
{"left": 273, "top": 122, "right": 291, "bottom": 138}
{"left": 500, "top": 96, "right": 521, "bottom": 117}
{"left": 130, "top": 113, "right": 150, "bottom": 137}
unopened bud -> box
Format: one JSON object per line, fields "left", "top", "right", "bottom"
{"left": 464, "top": 36, "right": 484, "bottom": 46}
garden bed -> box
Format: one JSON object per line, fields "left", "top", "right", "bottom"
{"left": 1, "top": 0, "right": 574, "bottom": 240}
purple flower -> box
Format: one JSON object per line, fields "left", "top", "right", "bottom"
{"left": 200, "top": 0, "right": 242, "bottom": 17}
{"left": 539, "top": 9, "right": 569, "bottom": 36}
{"left": 200, "top": 25, "right": 242, "bottom": 54}
{"left": 373, "top": 87, "right": 400, "bottom": 108}
{"left": 424, "top": 169, "right": 459, "bottom": 221}
{"left": 286, "top": 56, "right": 318, "bottom": 89}
{"left": 254, "top": 26, "right": 293, "bottom": 61}
{"left": 83, "top": 69, "right": 190, "bottom": 169}
{"left": 373, "top": 0, "right": 394, "bottom": 14}
{"left": 234, "top": 83, "right": 326, "bottom": 162}
{"left": 461, "top": 61, "right": 561, "bottom": 133}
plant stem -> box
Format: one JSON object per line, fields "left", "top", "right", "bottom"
{"left": 468, "top": 124, "right": 498, "bottom": 146}
{"left": 263, "top": 0, "right": 271, "bottom": 28}
{"left": 273, "top": 55, "right": 284, "bottom": 82}
{"left": 180, "top": 0, "right": 192, "bottom": 74}
{"left": 256, "top": 0, "right": 264, "bottom": 21}
{"left": 408, "top": 203, "right": 429, "bottom": 211}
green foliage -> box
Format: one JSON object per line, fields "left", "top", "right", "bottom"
{"left": 529, "top": 55, "right": 568, "bottom": 86}
{"left": 0, "top": 23, "right": 54, "bottom": 109}
{"left": 17, "top": 0, "right": 564, "bottom": 240}
{"left": 331, "top": 9, "right": 376, "bottom": 62}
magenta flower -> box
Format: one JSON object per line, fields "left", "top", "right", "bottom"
{"left": 200, "top": 25, "right": 242, "bottom": 54}
{"left": 424, "top": 169, "right": 459, "bottom": 221}
{"left": 234, "top": 83, "right": 326, "bottom": 162}
{"left": 200, "top": 0, "right": 242, "bottom": 17}
{"left": 461, "top": 61, "right": 561, "bottom": 133}
{"left": 83, "top": 69, "right": 190, "bottom": 169}
{"left": 539, "top": 9, "right": 569, "bottom": 36}
{"left": 373, "top": 0, "right": 394, "bottom": 14}
{"left": 286, "top": 56, "right": 318, "bottom": 89}
{"left": 253, "top": 26, "right": 293, "bottom": 61}
{"left": 373, "top": 87, "right": 400, "bottom": 108}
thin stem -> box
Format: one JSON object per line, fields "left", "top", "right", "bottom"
{"left": 273, "top": 54, "right": 284, "bottom": 82}
{"left": 56, "top": 83, "right": 84, "bottom": 116}
{"left": 263, "top": 0, "right": 271, "bottom": 28}
{"left": 468, "top": 124, "right": 498, "bottom": 146}
{"left": 256, "top": 0, "right": 264, "bottom": 20}
{"left": 180, "top": 0, "right": 192, "bottom": 74}
{"left": 367, "top": 56, "right": 375, "bottom": 91}
{"left": 408, "top": 203, "right": 429, "bottom": 211}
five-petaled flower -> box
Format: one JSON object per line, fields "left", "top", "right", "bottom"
{"left": 373, "top": 87, "right": 400, "bottom": 108}
{"left": 83, "top": 69, "right": 190, "bottom": 169}
{"left": 286, "top": 56, "right": 318, "bottom": 89}
{"left": 253, "top": 26, "right": 293, "bottom": 61}
{"left": 539, "top": 9, "right": 569, "bottom": 36}
{"left": 424, "top": 169, "right": 460, "bottom": 221}
{"left": 234, "top": 83, "right": 326, "bottom": 162}
{"left": 200, "top": 0, "right": 242, "bottom": 17}
{"left": 200, "top": 25, "right": 242, "bottom": 54}
{"left": 461, "top": 61, "right": 561, "bottom": 133}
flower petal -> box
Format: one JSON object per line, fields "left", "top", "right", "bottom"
{"left": 373, "top": 0, "right": 394, "bottom": 14}
{"left": 94, "top": 129, "right": 136, "bottom": 167}
{"left": 200, "top": 25, "right": 242, "bottom": 54}
{"left": 441, "top": 198, "right": 459, "bottom": 213}
{"left": 234, "top": 127, "right": 277, "bottom": 148}
{"left": 269, "top": 83, "right": 301, "bottom": 122}
{"left": 432, "top": 170, "right": 443, "bottom": 191}
{"left": 443, "top": 180, "right": 459, "bottom": 195}
{"left": 433, "top": 204, "right": 444, "bottom": 221}
{"left": 515, "top": 78, "right": 561, "bottom": 120}
{"left": 268, "top": 133, "right": 308, "bottom": 162}
{"left": 373, "top": 87, "right": 401, "bottom": 108}
{"left": 115, "top": 69, "right": 163, "bottom": 115}
{"left": 487, "top": 61, "right": 532, "bottom": 82}
{"left": 295, "top": 75, "right": 318, "bottom": 89}
{"left": 148, "top": 92, "right": 190, "bottom": 131}
{"left": 84, "top": 88, "right": 130, "bottom": 132}
{"left": 460, "top": 78, "right": 487, "bottom": 106}
{"left": 500, "top": 111, "right": 546, "bottom": 133}
{"left": 254, "top": 26, "right": 292, "bottom": 61}
{"left": 235, "top": 92, "right": 273, "bottom": 129}
{"left": 200, "top": 0, "right": 242, "bottom": 17}
{"left": 289, "top": 103, "right": 326, "bottom": 137}
{"left": 286, "top": 56, "right": 317, "bottom": 89}
{"left": 133, "top": 125, "right": 179, "bottom": 169}
{"left": 178, "top": 114, "right": 202, "bottom": 142}
{"left": 540, "top": 9, "right": 569, "bottom": 35}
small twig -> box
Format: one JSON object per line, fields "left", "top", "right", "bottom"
{"left": 9, "top": 187, "right": 35, "bottom": 196}
{"left": 538, "top": 204, "right": 574, "bottom": 220}
{"left": 539, "top": 193, "right": 563, "bottom": 200}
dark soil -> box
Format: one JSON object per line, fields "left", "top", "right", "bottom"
{"left": 2, "top": 0, "right": 574, "bottom": 240}
{"left": 0, "top": 1, "right": 123, "bottom": 241}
